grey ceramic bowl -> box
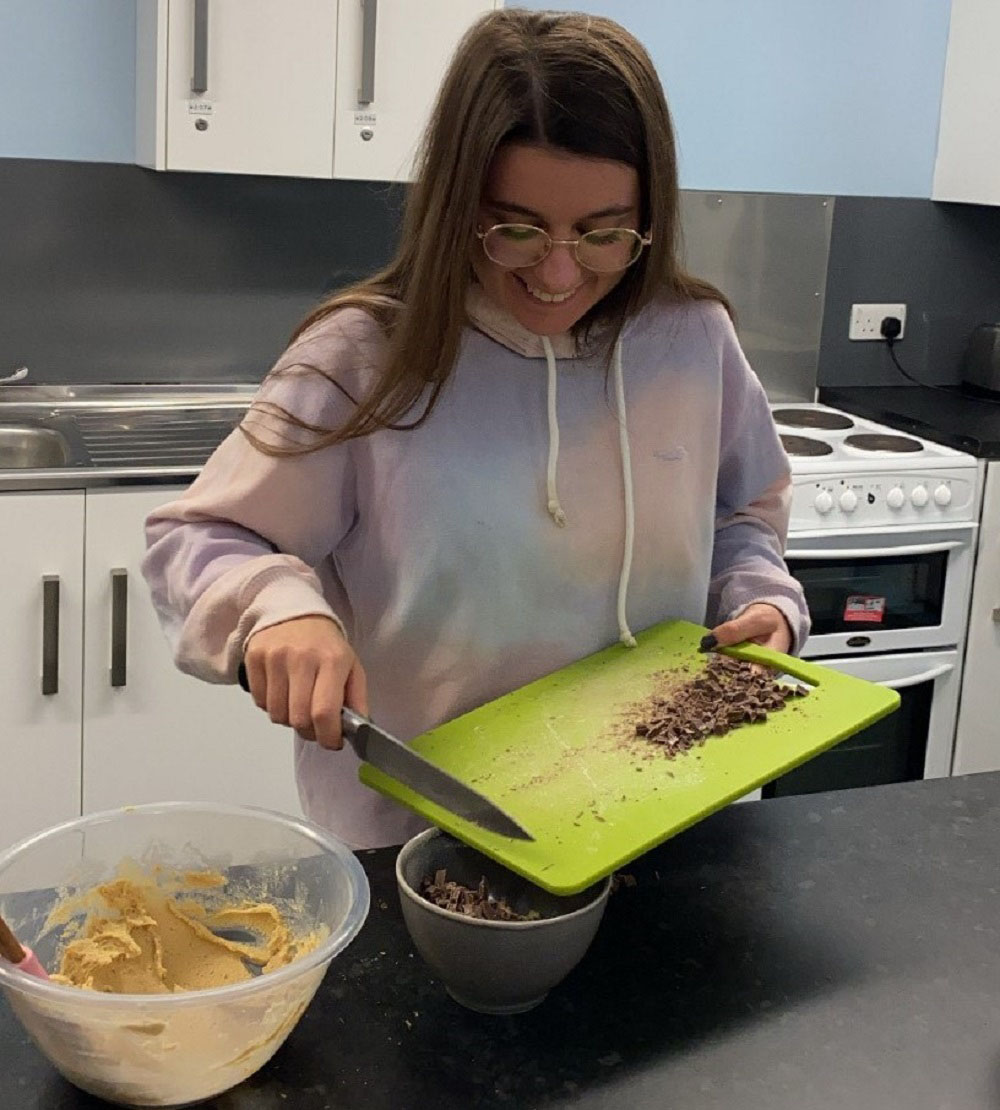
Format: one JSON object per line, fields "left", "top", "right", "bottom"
{"left": 396, "top": 828, "right": 611, "bottom": 1015}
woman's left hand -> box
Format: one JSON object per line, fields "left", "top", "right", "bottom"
{"left": 709, "top": 602, "right": 793, "bottom": 654}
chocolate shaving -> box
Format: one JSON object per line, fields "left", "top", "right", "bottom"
{"left": 419, "top": 869, "right": 540, "bottom": 921}
{"left": 632, "top": 655, "right": 808, "bottom": 757}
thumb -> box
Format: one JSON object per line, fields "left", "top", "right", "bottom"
{"left": 710, "top": 615, "right": 758, "bottom": 648}
{"left": 709, "top": 603, "right": 792, "bottom": 653}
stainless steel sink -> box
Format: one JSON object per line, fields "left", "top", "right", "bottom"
{"left": 0, "top": 384, "right": 257, "bottom": 486}
{"left": 0, "top": 424, "right": 72, "bottom": 469}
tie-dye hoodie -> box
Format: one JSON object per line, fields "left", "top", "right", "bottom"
{"left": 142, "top": 289, "right": 809, "bottom": 848}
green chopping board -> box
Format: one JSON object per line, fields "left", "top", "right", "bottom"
{"left": 359, "top": 620, "right": 900, "bottom": 894}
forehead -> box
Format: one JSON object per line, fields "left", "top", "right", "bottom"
{"left": 483, "top": 142, "right": 639, "bottom": 217}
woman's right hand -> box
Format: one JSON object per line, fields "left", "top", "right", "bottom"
{"left": 242, "top": 616, "right": 367, "bottom": 751}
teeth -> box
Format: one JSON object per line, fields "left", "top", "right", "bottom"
{"left": 522, "top": 280, "right": 577, "bottom": 304}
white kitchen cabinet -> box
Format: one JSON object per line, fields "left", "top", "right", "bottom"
{"left": 932, "top": 0, "right": 1000, "bottom": 205}
{"left": 0, "top": 494, "right": 84, "bottom": 850}
{"left": 953, "top": 462, "right": 1000, "bottom": 774}
{"left": 333, "top": 0, "right": 498, "bottom": 181}
{"left": 137, "top": 0, "right": 339, "bottom": 178}
{"left": 0, "top": 487, "right": 303, "bottom": 851}
{"left": 82, "top": 488, "right": 302, "bottom": 817}
{"left": 136, "top": 0, "right": 498, "bottom": 182}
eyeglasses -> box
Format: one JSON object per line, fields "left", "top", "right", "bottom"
{"left": 476, "top": 223, "right": 652, "bottom": 274}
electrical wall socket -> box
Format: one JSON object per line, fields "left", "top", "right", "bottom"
{"left": 849, "top": 303, "right": 907, "bottom": 341}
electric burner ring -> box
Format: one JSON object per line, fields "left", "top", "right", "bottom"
{"left": 772, "top": 407, "right": 855, "bottom": 431}
{"left": 844, "top": 433, "right": 923, "bottom": 454}
{"left": 780, "top": 434, "right": 834, "bottom": 457}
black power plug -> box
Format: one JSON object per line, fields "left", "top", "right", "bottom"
{"left": 880, "top": 315, "right": 902, "bottom": 342}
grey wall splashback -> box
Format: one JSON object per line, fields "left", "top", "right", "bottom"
{"left": 0, "top": 159, "right": 404, "bottom": 384}
{"left": 0, "top": 159, "right": 832, "bottom": 394}
{"left": 818, "top": 197, "right": 1000, "bottom": 388}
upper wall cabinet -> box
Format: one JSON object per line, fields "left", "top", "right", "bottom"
{"left": 932, "top": 0, "right": 1000, "bottom": 205}
{"left": 136, "top": 0, "right": 499, "bottom": 182}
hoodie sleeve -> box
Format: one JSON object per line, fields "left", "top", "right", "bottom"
{"left": 141, "top": 309, "right": 380, "bottom": 684}
{"left": 705, "top": 308, "right": 811, "bottom": 654}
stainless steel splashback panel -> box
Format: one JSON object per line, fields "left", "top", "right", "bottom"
{"left": 678, "top": 192, "right": 834, "bottom": 402}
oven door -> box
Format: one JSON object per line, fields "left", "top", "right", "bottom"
{"left": 785, "top": 523, "right": 976, "bottom": 657}
{"left": 762, "top": 649, "right": 960, "bottom": 798}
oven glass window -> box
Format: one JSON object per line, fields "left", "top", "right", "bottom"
{"left": 786, "top": 551, "right": 947, "bottom": 635}
{"left": 762, "top": 678, "right": 932, "bottom": 797}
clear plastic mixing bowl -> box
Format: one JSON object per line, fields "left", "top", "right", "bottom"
{"left": 0, "top": 802, "right": 369, "bottom": 1107}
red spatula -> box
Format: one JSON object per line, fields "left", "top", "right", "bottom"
{"left": 0, "top": 912, "right": 48, "bottom": 980}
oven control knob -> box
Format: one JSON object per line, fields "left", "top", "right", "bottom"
{"left": 887, "top": 486, "right": 906, "bottom": 509}
{"left": 839, "top": 489, "right": 858, "bottom": 512}
{"left": 814, "top": 490, "right": 834, "bottom": 514}
{"left": 911, "top": 485, "right": 929, "bottom": 508}
{"left": 934, "top": 484, "right": 952, "bottom": 507}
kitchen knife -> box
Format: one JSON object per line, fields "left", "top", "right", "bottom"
{"left": 236, "top": 663, "right": 533, "bottom": 841}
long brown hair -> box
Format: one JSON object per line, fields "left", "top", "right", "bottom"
{"left": 246, "top": 8, "right": 729, "bottom": 454}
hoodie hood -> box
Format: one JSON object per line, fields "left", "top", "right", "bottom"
{"left": 465, "top": 282, "right": 603, "bottom": 360}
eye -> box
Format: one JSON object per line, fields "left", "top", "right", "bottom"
{"left": 584, "top": 229, "right": 629, "bottom": 246}
{"left": 495, "top": 224, "right": 542, "bottom": 242}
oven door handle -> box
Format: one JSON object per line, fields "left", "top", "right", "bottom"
{"left": 788, "top": 540, "right": 963, "bottom": 560}
{"left": 874, "top": 663, "right": 954, "bottom": 690}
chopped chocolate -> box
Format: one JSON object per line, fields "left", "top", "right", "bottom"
{"left": 630, "top": 655, "right": 808, "bottom": 757}
{"left": 419, "top": 869, "right": 540, "bottom": 921}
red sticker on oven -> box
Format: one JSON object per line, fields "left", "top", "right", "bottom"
{"left": 844, "top": 595, "right": 886, "bottom": 623}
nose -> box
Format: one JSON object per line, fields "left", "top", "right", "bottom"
{"left": 529, "top": 241, "right": 583, "bottom": 292}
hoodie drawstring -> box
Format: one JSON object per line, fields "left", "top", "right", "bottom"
{"left": 612, "top": 338, "right": 637, "bottom": 647}
{"left": 542, "top": 336, "right": 567, "bottom": 527}
{"left": 540, "top": 335, "right": 637, "bottom": 648}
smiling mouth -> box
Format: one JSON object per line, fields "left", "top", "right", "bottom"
{"left": 514, "top": 274, "right": 582, "bottom": 305}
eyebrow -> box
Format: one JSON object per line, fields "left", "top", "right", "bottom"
{"left": 485, "top": 199, "right": 636, "bottom": 221}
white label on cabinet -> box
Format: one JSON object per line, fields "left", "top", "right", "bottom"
{"left": 188, "top": 100, "right": 214, "bottom": 116}
{"left": 354, "top": 111, "right": 377, "bottom": 127}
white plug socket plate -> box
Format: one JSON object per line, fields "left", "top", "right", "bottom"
{"left": 849, "top": 303, "right": 907, "bottom": 341}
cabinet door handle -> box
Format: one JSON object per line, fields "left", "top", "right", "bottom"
{"left": 191, "top": 0, "right": 209, "bottom": 95}
{"left": 358, "top": 0, "right": 378, "bottom": 105}
{"left": 41, "top": 575, "right": 60, "bottom": 696}
{"left": 110, "top": 568, "right": 128, "bottom": 688}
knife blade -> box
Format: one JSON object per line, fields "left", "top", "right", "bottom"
{"left": 237, "top": 664, "right": 533, "bottom": 841}
{"left": 341, "top": 707, "right": 533, "bottom": 841}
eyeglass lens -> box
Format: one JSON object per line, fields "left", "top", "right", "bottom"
{"left": 482, "top": 225, "right": 643, "bottom": 273}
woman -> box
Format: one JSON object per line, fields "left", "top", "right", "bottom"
{"left": 142, "top": 9, "right": 809, "bottom": 848}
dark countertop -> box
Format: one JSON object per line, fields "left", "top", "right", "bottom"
{"left": 822, "top": 384, "right": 1000, "bottom": 459}
{"left": 4, "top": 773, "right": 1000, "bottom": 1109}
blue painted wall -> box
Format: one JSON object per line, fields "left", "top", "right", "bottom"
{"left": 527, "top": 0, "right": 952, "bottom": 197}
{"left": 0, "top": 0, "right": 136, "bottom": 164}
{"left": 0, "top": 0, "right": 952, "bottom": 196}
